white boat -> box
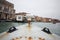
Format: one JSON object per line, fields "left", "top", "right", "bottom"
{"left": 0, "top": 22, "right": 60, "bottom": 40}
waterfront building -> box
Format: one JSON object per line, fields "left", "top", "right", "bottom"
{"left": 35, "top": 16, "right": 39, "bottom": 22}
{"left": 15, "top": 12, "right": 36, "bottom": 22}
{"left": 31, "top": 16, "right": 36, "bottom": 22}
{"left": 0, "top": 0, "right": 15, "bottom": 20}
{"left": 35, "top": 16, "right": 43, "bottom": 22}
{"left": 42, "top": 18, "right": 52, "bottom": 22}
{"left": 15, "top": 12, "right": 28, "bottom": 22}
{"left": 51, "top": 19, "right": 60, "bottom": 23}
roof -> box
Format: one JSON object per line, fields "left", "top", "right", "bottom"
{"left": 15, "top": 12, "right": 28, "bottom": 15}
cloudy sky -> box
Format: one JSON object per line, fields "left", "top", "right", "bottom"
{"left": 7, "top": 0, "right": 60, "bottom": 19}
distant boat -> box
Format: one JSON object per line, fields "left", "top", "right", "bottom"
{"left": 0, "top": 23, "right": 60, "bottom": 40}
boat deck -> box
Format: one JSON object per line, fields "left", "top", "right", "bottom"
{"left": 0, "top": 24, "right": 60, "bottom": 40}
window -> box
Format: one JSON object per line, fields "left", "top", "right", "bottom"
{"left": 18, "top": 17, "right": 21, "bottom": 19}
{"left": 0, "top": 6, "right": 2, "bottom": 10}
{"left": 9, "top": 9, "right": 14, "bottom": 14}
{"left": 3, "top": 7, "right": 9, "bottom": 12}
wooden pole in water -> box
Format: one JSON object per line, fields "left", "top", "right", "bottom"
{"left": 27, "top": 18, "right": 31, "bottom": 31}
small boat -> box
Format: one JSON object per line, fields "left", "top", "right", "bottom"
{"left": 0, "top": 19, "right": 60, "bottom": 40}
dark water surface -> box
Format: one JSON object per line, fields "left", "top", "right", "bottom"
{"left": 0, "top": 22, "right": 60, "bottom": 36}
{"left": 0, "top": 22, "right": 24, "bottom": 33}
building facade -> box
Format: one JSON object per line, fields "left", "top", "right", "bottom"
{"left": 15, "top": 12, "right": 28, "bottom": 21}
{"left": 0, "top": 0, "right": 15, "bottom": 20}
{"left": 35, "top": 16, "right": 43, "bottom": 22}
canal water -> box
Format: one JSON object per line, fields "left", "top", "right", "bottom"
{"left": 0, "top": 22, "right": 60, "bottom": 36}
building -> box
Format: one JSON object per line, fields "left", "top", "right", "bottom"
{"left": 42, "top": 18, "right": 52, "bottom": 22}
{"left": 0, "top": 0, "right": 15, "bottom": 20}
{"left": 35, "top": 16, "right": 43, "bottom": 22}
{"left": 51, "top": 19, "right": 60, "bottom": 23}
{"left": 15, "top": 12, "right": 28, "bottom": 22}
